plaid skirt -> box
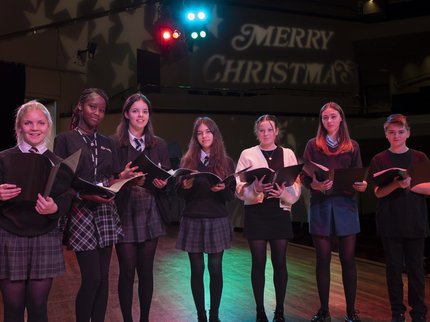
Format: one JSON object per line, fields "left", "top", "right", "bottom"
{"left": 176, "top": 216, "right": 233, "bottom": 253}
{"left": 118, "top": 187, "right": 165, "bottom": 243}
{"left": 0, "top": 227, "right": 65, "bottom": 281}
{"left": 61, "top": 199, "right": 122, "bottom": 252}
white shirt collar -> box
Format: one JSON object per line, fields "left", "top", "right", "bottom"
{"left": 128, "top": 131, "right": 145, "bottom": 148}
{"left": 200, "top": 150, "right": 209, "bottom": 164}
{"left": 18, "top": 141, "right": 48, "bottom": 154}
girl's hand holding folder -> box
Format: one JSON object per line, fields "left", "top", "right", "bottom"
{"left": 0, "top": 183, "right": 21, "bottom": 201}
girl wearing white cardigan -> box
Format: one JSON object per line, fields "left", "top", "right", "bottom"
{"left": 235, "top": 115, "right": 301, "bottom": 322}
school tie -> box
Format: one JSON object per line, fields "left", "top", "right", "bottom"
{"left": 134, "top": 138, "right": 143, "bottom": 152}
{"left": 29, "top": 146, "right": 39, "bottom": 153}
{"left": 203, "top": 155, "right": 209, "bottom": 166}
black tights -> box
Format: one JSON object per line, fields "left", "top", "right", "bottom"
{"left": 313, "top": 234, "right": 357, "bottom": 315}
{"left": 248, "top": 239, "right": 288, "bottom": 312}
{"left": 75, "top": 246, "right": 112, "bottom": 322}
{"left": 0, "top": 278, "right": 53, "bottom": 322}
{"left": 116, "top": 239, "right": 159, "bottom": 322}
{"left": 188, "top": 251, "right": 224, "bottom": 316}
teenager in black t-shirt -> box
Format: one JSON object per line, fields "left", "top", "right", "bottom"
{"left": 368, "top": 114, "right": 429, "bottom": 322}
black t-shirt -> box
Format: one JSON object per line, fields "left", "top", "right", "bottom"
{"left": 368, "top": 149, "right": 429, "bottom": 238}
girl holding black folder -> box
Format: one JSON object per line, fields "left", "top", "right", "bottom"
{"left": 367, "top": 114, "right": 429, "bottom": 322}
{"left": 0, "top": 101, "right": 72, "bottom": 322}
{"left": 54, "top": 88, "right": 122, "bottom": 322}
{"left": 235, "top": 114, "right": 301, "bottom": 322}
{"left": 112, "top": 92, "right": 170, "bottom": 322}
{"left": 301, "top": 102, "right": 367, "bottom": 322}
{"left": 176, "top": 116, "right": 235, "bottom": 322}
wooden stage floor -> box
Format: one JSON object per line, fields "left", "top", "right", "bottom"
{"left": 1, "top": 225, "right": 429, "bottom": 322}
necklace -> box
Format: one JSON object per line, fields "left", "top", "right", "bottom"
{"left": 83, "top": 133, "right": 96, "bottom": 146}
{"left": 76, "top": 127, "right": 96, "bottom": 146}
{"left": 260, "top": 148, "right": 276, "bottom": 161}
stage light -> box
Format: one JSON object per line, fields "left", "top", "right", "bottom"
{"left": 162, "top": 29, "right": 172, "bottom": 41}
{"left": 156, "top": 25, "right": 182, "bottom": 50}
{"left": 172, "top": 30, "right": 181, "bottom": 39}
{"left": 199, "top": 30, "right": 206, "bottom": 38}
{"left": 197, "top": 11, "right": 206, "bottom": 20}
{"left": 191, "top": 31, "right": 198, "bottom": 39}
{"left": 184, "top": 8, "right": 208, "bottom": 23}
{"left": 187, "top": 12, "right": 196, "bottom": 21}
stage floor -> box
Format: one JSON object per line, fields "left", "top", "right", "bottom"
{"left": 2, "top": 225, "right": 429, "bottom": 322}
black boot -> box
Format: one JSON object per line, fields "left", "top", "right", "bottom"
{"left": 273, "top": 309, "right": 285, "bottom": 322}
{"left": 311, "top": 309, "right": 331, "bottom": 322}
{"left": 209, "top": 309, "right": 220, "bottom": 322}
{"left": 197, "top": 310, "right": 207, "bottom": 322}
{"left": 344, "top": 310, "right": 361, "bottom": 322}
{"left": 256, "top": 308, "right": 269, "bottom": 322}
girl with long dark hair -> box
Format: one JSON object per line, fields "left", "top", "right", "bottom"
{"left": 112, "top": 92, "right": 170, "bottom": 322}
{"left": 176, "top": 116, "right": 235, "bottom": 322}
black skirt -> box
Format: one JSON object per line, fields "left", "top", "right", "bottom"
{"left": 244, "top": 199, "right": 293, "bottom": 240}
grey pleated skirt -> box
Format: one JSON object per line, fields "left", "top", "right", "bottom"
{"left": 176, "top": 216, "right": 233, "bottom": 253}
{"left": 0, "top": 227, "right": 65, "bottom": 281}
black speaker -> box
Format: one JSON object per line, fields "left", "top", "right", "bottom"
{"left": 137, "top": 49, "right": 160, "bottom": 91}
{"left": 391, "top": 92, "right": 428, "bottom": 115}
{"left": 0, "top": 61, "right": 25, "bottom": 150}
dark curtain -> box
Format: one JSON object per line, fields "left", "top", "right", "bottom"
{"left": 0, "top": 61, "right": 25, "bottom": 150}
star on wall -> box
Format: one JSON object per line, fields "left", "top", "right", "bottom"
{"left": 53, "top": 0, "right": 80, "bottom": 19}
{"left": 59, "top": 23, "right": 89, "bottom": 70}
{"left": 23, "top": 1, "right": 53, "bottom": 28}
{"left": 111, "top": 53, "right": 132, "bottom": 88}
{"left": 115, "top": 9, "right": 152, "bottom": 60}
{"left": 93, "top": 0, "right": 110, "bottom": 11}
{"left": 28, "top": 0, "right": 39, "bottom": 9}
{"left": 206, "top": 5, "right": 223, "bottom": 39}
{"left": 90, "top": 15, "right": 115, "bottom": 41}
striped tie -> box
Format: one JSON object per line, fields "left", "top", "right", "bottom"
{"left": 29, "top": 147, "right": 39, "bottom": 153}
{"left": 203, "top": 156, "right": 209, "bottom": 166}
{"left": 134, "top": 138, "right": 143, "bottom": 152}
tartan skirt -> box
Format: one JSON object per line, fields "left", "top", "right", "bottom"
{"left": 61, "top": 199, "right": 122, "bottom": 252}
{"left": 0, "top": 227, "right": 65, "bottom": 281}
{"left": 176, "top": 216, "right": 233, "bottom": 253}
{"left": 118, "top": 187, "right": 165, "bottom": 243}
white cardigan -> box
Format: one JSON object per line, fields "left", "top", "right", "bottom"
{"left": 235, "top": 145, "right": 301, "bottom": 212}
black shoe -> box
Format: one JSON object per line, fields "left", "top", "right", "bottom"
{"left": 209, "top": 309, "right": 220, "bottom": 322}
{"left": 273, "top": 309, "right": 285, "bottom": 322}
{"left": 256, "top": 309, "right": 269, "bottom": 322}
{"left": 391, "top": 313, "right": 406, "bottom": 322}
{"left": 345, "top": 310, "right": 361, "bottom": 322}
{"left": 197, "top": 311, "right": 207, "bottom": 322}
{"left": 311, "top": 309, "right": 331, "bottom": 322}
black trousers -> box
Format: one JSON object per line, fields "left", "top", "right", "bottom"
{"left": 381, "top": 237, "right": 427, "bottom": 319}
